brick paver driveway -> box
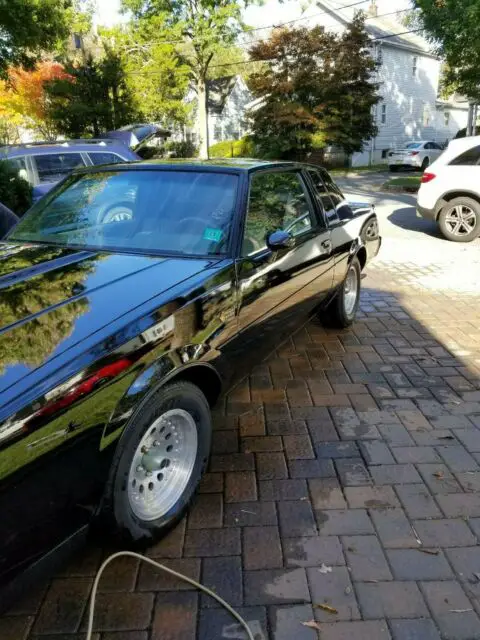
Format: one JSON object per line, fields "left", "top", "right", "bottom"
{"left": 2, "top": 178, "right": 480, "bottom": 639}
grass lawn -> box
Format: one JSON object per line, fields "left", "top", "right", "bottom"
{"left": 382, "top": 175, "right": 422, "bottom": 191}
{"left": 330, "top": 164, "right": 387, "bottom": 176}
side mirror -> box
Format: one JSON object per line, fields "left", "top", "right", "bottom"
{"left": 267, "top": 229, "right": 294, "bottom": 250}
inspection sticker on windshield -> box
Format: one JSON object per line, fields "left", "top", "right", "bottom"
{"left": 203, "top": 227, "right": 223, "bottom": 242}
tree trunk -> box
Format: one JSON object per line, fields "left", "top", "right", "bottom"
{"left": 197, "top": 77, "right": 209, "bottom": 159}
{"left": 467, "top": 103, "right": 475, "bottom": 136}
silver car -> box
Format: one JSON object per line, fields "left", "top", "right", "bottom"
{"left": 388, "top": 141, "right": 444, "bottom": 172}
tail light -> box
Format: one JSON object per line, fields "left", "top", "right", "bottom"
{"left": 421, "top": 172, "right": 436, "bottom": 184}
{"left": 409, "top": 151, "right": 419, "bottom": 156}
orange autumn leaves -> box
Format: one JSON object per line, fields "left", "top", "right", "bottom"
{"left": 0, "top": 61, "right": 74, "bottom": 140}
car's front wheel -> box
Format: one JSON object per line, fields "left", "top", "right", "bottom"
{"left": 438, "top": 197, "right": 480, "bottom": 242}
{"left": 324, "top": 257, "right": 361, "bottom": 328}
{"left": 103, "top": 381, "right": 212, "bottom": 545}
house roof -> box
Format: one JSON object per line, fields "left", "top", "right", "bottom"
{"left": 207, "top": 76, "right": 239, "bottom": 114}
{"left": 316, "top": 0, "right": 434, "bottom": 57}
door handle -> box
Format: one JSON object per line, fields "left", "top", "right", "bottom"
{"left": 321, "top": 239, "right": 332, "bottom": 252}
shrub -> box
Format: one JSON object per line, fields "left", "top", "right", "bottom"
{"left": 0, "top": 160, "right": 32, "bottom": 215}
{"left": 164, "top": 140, "right": 199, "bottom": 158}
{"left": 209, "top": 137, "right": 255, "bottom": 158}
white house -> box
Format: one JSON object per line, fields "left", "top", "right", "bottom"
{"left": 185, "top": 75, "right": 253, "bottom": 148}
{"left": 315, "top": 0, "right": 469, "bottom": 166}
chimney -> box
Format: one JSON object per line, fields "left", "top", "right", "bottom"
{"left": 368, "top": 0, "right": 378, "bottom": 17}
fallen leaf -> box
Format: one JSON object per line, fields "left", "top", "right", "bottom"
{"left": 344, "top": 586, "right": 352, "bottom": 595}
{"left": 469, "top": 573, "right": 480, "bottom": 584}
{"left": 347, "top": 546, "right": 356, "bottom": 553}
{"left": 315, "top": 603, "right": 338, "bottom": 615}
{"left": 319, "top": 563, "right": 333, "bottom": 574}
{"left": 433, "top": 472, "right": 444, "bottom": 479}
{"left": 302, "top": 620, "right": 322, "bottom": 630}
{"left": 418, "top": 548, "right": 439, "bottom": 556}
{"left": 438, "top": 435, "right": 455, "bottom": 440}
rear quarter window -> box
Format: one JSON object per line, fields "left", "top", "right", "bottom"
{"left": 449, "top": 146, "right": 480, "bottom": 166}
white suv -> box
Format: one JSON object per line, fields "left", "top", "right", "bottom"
{"left": 417, "top": 136, "right": 480, "bottom": 242}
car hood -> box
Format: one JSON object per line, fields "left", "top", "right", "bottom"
{"left": 0, "top": 243, "right": 214, "bottom": 396}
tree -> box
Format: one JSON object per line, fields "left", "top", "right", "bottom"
{"left": 0, "top": 0, "right": 70, "bottom": 75}
{"left": 411, "top": 0, "right": 480, "bottom": 101}
{"left": 102, "top": 21, "right": 192, "bottom": 127}
{"left": 123, "top": 0, "right": 252, "bottom": 158}
{"left": 0, "top": 61, "right": 73, "bottom": 140}
{"left": 248, "top": 15, "right": 380, "bottom": 160}
{"left": 45, "top": 49, "right": 138, "bottom": 138}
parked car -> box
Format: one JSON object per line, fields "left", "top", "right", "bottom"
{"left": 417, "top": 135, "right": 480, "bottom": 242}
{"left": 0, "top": 159, "right": 380, "bottom": 607}
{"left": 388, "top": 141, "right": 444, "bottom": 172}
{"left": 0, "top": 139, "right": 140, "bottom": 205}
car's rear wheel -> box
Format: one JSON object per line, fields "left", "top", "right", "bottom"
{"left": 421, "top": 157, "right": 430, "bottom": 171}
{"left": 103, "top": 381, "right": 211, "bottom": 545}
{"left": 389, "top": 165, "right": 399, "bottom": 172}
{"left": 438, "top": 197, "right": 480, "bottom": 242}
{"left": 323, "top": 257, "right": 361, "bottom": 328}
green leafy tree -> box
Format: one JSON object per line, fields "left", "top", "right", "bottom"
{"left": 248, "top": 14, "right": 380, "bottom": 160}
{"left": 101, "top": 21, "right": 191, "bottom": 127}
{"left": 0, "top": 0, "right": 70, "bottom": 75}
{"left": 123, "top": 0, "right": 254, "bottom": 158}
{"left": 45, "top": 48, "right": 138, "bottom": 138}
{"left": 412, "top": 0, "right": 480, "bottom": 101}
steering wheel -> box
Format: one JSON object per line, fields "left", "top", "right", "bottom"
{"left": 172, "top": 217, "right": 209, "bottom": 250}
{"left": 174, "top": 217, "right": 207, "bottom": 231}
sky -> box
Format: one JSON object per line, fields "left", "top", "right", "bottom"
{"left": 95, "top": 0, "right": 413, "bottom": 29}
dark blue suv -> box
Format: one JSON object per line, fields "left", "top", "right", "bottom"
{"left": 0, "top": 139, "right": 140, "bottom": 203}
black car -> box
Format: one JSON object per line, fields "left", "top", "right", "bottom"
{"left": 0, "top": 159, "right": 380, "bottom": 606}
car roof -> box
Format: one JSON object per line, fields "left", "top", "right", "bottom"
{"left": 72, "top": 157, "right": 306, "bottom": 174}
{"left": 429, "top": 135, "right": 480, "bottom": 168}
{"left": 0, "top": 140, "right": 137, "bottom": 158}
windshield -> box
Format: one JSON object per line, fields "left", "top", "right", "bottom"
{"left": 8, "top": 169, "right": 238, "bottom": 256}
{"left": 405, "top": 143, "right": 423, "bottom": 149}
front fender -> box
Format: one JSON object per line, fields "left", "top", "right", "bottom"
{"left": 100, "top": 346, "right": 218, "bottom": 451}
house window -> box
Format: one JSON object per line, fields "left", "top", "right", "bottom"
{"left": 213, "top": 124, "right": 222, "bottom": 142}
{"left": 73, "top": 33, "right": 82, "bottom": 50}
{"left": 376, "top": 44, "right": 383, "bottom": 65}
{"left": 381, "top": 104, "right": 387, "bottom": 124}
{"left": 381, "top": 149, "right": 389, "bottom": 159}
{"left": 444, "top": 111, "right": 450, "bottom": 127}
{"left": 412, "top": 56, "right": 418, "bottom": 76}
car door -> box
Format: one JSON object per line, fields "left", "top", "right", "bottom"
{"left": 306, "top": 167, "right": 357, "bottom": 289}
{"left": 234, "top": 169, "right": 334, "bottom": 369}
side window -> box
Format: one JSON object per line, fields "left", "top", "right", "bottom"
{"left": 89, "top": 152, "right": 124, "bottom": 166}
{"left": 242, "top": 171, "right": 314, "bottom": 256}
{"left": 308, "top": 167, "right": 350, "bottom": 224}
{"left": 33, "top": 153, "right": 86, "bottom": 184}
{"left": 7, "top": 156, "right": 29, "bottom": 181}
{"left": 424, "top": 142, "right": 432, "bottom": 150}
{"left": 450, "top": 146, "right": 480, "bottom": 166}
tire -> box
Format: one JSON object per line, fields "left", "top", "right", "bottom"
{"left": 102, "top": 381, "right": 212, "bottom": 546}
{"left": 324, "top": 257, "right": 361, "bottom": 328}
{"left": 421, "top": 157, "right": 430, "bottom": 171}
{"left": 438, "top": 197, "right": 480, "bottom": 243}
{"left": 389, "top": 165, "right": 399, "bottom": 172}
{"left": 99, "top": 201, "right": 133, "bottom": 224}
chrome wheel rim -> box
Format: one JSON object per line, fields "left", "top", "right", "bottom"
{"left": 344, "top": 266, "right": 358, "bottom": 317}
{"left": 127, "top": 408, "right": 198, "bottom": 521}
{"left": 102, "top": 206, "right": 133, "bottom": 223}
{"left": 445, "top": 205, "right": 477, "bottom": 236}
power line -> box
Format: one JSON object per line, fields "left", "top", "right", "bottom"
{"left": 126, "top": 26, "right": 426, "bottom": 75}
{"left": 237, "top": 7, "right": 413, "bottom": 49}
